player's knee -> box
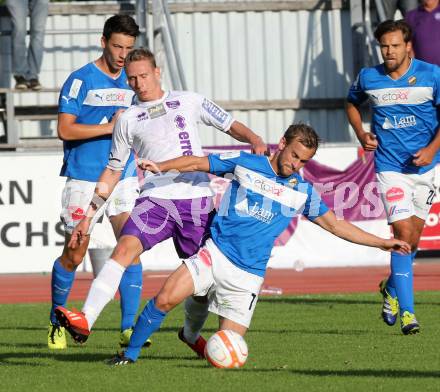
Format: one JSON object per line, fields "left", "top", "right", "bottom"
{"left": 60, "top": 253, "right": 83, "bottom": 270}
{"left": 155, "top": 292, "right": 175, "bottom": 312}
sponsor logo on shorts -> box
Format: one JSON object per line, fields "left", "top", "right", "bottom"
{"left": 386, "top": 187, "right": 404, "bottom": 202}
{"left": 69, "top": 207, "right": 85, "bottom": 221}
{"left": 166, "top": 100, "right": 180, "bottom": 109}
{"left": 198, "top": 248, "right": 212, "bottom": 267}
{"left": 382, "top": 115, "right": 416, "bottom": 129}
{"left": 188, "top": 254, "right": 200, "bottom": 276}
{"left": 388, "top": 205, "right": 410, "bottom": 217}
{"left": 202, "top": 98, "right": 229, "bottom": 124}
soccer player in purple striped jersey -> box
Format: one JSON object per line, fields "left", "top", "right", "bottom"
{"left": 54, "top": 48, "right": 267, "bottom": 352}
{"left": 346, "top": 19, "right": 440, "bottom": 334}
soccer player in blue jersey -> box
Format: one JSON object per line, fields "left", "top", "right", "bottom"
{"left": 56, "top": 123, "right": 410, "bottom": 365}
{"left": 47, "top": 15, "right": 143, "bottom": 349}
{"left": 346, "top": 19, "right": 440, "bottom": 334}
{"left": 53, "top": 48, "right": 267, "bottom": 356}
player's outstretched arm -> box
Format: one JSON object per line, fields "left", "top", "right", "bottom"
{"left": 227, "top": 121, "right": 268, "bottom": 155}
{"left": 313, "top": 210, "right": 411, "bottom": 254}
{"left": 138, "top": 156, "right": 210, "bottom": 173}
{"left": 68, "top": 168, "right": 122, "bottom": 249}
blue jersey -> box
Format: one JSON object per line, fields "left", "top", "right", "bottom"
{"left": 347, "top": 59, "right": 440, "bottom": 174}
{"left": 208, "top": 151, "right": 329, "bottom": 277}
{"left": 58, "top": 62, "right": 136, "bottom": 181}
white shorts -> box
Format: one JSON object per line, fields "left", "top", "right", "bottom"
{"left": 60, "top": 176, "right": 139, "bottom": 234}
{"left": 184, "top": 238, "right": 264, "bottom": 328}
{"left": 377, "top": 169, "right": 436, "bottom": 224}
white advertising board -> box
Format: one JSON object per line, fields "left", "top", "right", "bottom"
{"left": 0, "top": 148, "right": 389, "bottom": 274}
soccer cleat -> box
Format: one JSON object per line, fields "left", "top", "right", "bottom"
{"left": 178, "top": 327, "right": 206, "bottom": 359}
{"left": 55, "top": 306, "right": 90, "bottom": 344}
{"left": 47, "top": 323, "right": 67, "bottom": 349}
{"left": 379, "top": 279, "right": 399, "bottom": 326}
{"left": 107, "top": 351, "right": 134, "bottom": 366}
{"left": 119, "top": 327, "right": 152, "bottom": 348}
{"left": 400, "top": 311, "right": 420, "bottom": 335}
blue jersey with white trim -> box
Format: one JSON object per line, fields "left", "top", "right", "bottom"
{"left": 347, "top": 59, "right": 440, "bottom": 174}
{"left": 208, "top": 151, "right": 329, "bottom": 277}
{"left": 58, "top": 62, "right": 136, "bottom": 181}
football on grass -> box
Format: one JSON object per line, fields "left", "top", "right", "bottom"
{"left": 205, "top": 330, "right": 248, "bottom": 368}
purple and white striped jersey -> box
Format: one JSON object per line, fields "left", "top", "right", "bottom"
{"left": 108, "top": 90, "right": 234, "bottom": 199}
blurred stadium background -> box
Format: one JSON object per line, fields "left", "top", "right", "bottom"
{"left": 1, "top": 0, "right": 440, "bottom": 275}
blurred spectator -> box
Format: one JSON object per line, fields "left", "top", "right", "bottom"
{"left": 406, "top": 0, "right": 440, "bottom": 65}
{"left": 6, "top": 0, "right": 49, "bottom": 90}
{"left": 382, "top": 0, "right": 418, "bottom": 19}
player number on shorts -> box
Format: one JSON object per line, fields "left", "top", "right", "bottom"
{"left": 249, "top": 293, "right": 257, "bottom": 310}
{"left": 426, "top": 190, "right": 435, "bottom": 206}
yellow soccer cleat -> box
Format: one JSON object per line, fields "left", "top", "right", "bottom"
{"left": 48, "top": 322, "right": 67, "bottom": 349}
{"left": 119, "top": 327, "right": 152, "bottom": 348}
{"left": 400, "top": 311, "right": 420, "bottom": 335}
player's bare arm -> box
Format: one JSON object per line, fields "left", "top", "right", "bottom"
{"left": 57, "top": 109, "right": 125, "bottom": 141}
{"left": 138, "top": 156, "right": 210, "bottom": 174}
{"left": 413, "top": 125, "right": 440, "bottom": 166}
{"left": 68, "top": 167, "right": 122, "bottom": 249}
{"left": 313, "top": 209, "right": 411, "bottom": 254}
{"left": 345, "top": 102, "right": 378, "bottom": 151}
{"left": 227, "top": 121, "right": 268, "bottom": 155}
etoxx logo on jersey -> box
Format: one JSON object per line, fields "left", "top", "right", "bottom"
{"left": 382, "top": 115, "right": 416, "bottom": 129}
{"left": 84, "top": 88, "right": 133, "bottom": 106}
{"left": 381, "top": 90, "right": 409, "bottom": 102}
{"left": 244, "top": 173, "right": 285, "bottom": 197}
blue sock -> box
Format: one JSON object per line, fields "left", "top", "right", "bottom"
{"left": 119, "top": 263, "right": 143, "bottom": 331}
{"left": 50, "top": 258, "right": 75, "bottom": 325}
{"left": 390, "top": 252, "right": 414, "bottom": 315}
{"left": 125, "top": 298, "right": 167, "bottom": 361}
{"left": 386, "top": 274, "right": 397, "bottom": 298}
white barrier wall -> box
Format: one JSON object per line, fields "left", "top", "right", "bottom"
{"left": 0, "top": 147, "right": 390, "bottom": 274}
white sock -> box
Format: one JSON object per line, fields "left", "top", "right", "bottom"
{"left": 82, "top": 259, "right": 125, "bottom": 329}
{"left": 183, "top": 296, "right": 209, "bottom": 344}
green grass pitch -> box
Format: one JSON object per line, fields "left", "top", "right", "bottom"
{"left": 1, "top": 293, "right": 439, "bottom": 392}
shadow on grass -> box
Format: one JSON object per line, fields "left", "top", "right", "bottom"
{"left": 258, "top": 297, "right": 440, "bottom": 308}
{"left": 177, "top": 364, "right": 440, "bottom": 378}
{"left": 0, "top": 351, "right": 199, "bottom": 367}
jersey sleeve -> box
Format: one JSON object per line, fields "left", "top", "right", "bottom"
{"left": 208, "top": 151, "right": 242, "bottom": 176}
{"left": 196, "top": 94, "right": 234, "bottom": 132}
{"left": 298, "top": 182, "right": 329, "bottom": 221}
{"left": 346, "top": 69, "right": 369, "bottom": 105}
{"left": 58, "top": 74, "right": 87, "bottom": 116}
{"left": 107, "top": 114, "right": 133, "bottom": 171}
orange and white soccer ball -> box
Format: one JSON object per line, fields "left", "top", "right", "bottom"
{"left": 205, "top": 330, "right": 248, "bottom": 368}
